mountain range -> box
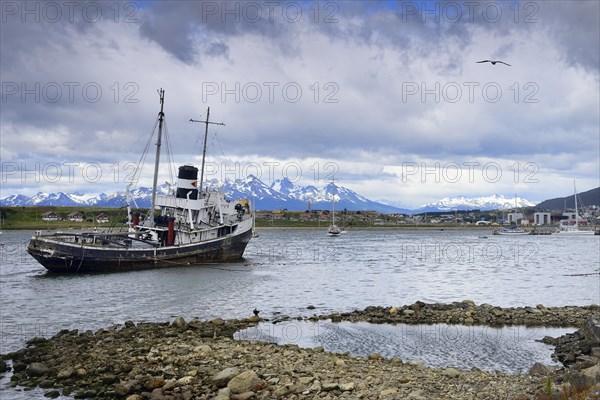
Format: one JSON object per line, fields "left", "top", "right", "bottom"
{"left": 415, "top": 195, "right": 537, "bottom": 213}
{"left": 0, "top": 175, "right": 544, "bottom": 213}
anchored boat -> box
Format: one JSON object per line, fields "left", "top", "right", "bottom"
{"left": 27, "top": 89, "right": 254, "bottom": 273}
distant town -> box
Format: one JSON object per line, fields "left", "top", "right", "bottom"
{"left": 3, "top": 204, "right": 599, "bottom": 231}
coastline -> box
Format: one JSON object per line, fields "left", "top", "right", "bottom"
{"left": 2, "top": 302, "right": 599, "bottom": 399}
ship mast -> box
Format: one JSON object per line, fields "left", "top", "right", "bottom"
{"left": 574, "top": 180, "right": 579, "bottom": 230}
{"left": 190, "top": 108, "right": 225, "bottom": 196}
{"left": 149, "top": 88, "right": 165, "bottom": 223}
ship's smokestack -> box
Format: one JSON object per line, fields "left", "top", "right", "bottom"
{"left": 176, "top": 165, "right": 199, "bottom": 200}
{"left": 167, "top": 217, "right": 175, "bottom": 246}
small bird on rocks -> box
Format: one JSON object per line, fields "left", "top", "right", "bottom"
{"left": 476, "top": 60, "right": 511, "bottom": 66}
{"left": 253, "top": 308, "right": 260, "bottom": 316}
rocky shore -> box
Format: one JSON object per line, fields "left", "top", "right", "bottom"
{"left": 1, "top": 302, "right": 599, "bottom": 400}
{"left": 306, "top": 301, "right": 599, "bottom": 327}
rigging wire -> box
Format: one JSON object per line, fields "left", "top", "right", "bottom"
{"left": 131, "top": 117, "right": 159, "bottom": 191}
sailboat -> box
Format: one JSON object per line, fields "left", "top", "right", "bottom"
{"left": 27, "top": 89, "right": 255, "bottom": 273}
{"left": 327, "top": 194, "right": 341, "bottom": 236}
{"left": 555, "top": 181, "right": 596, "bottom": 236}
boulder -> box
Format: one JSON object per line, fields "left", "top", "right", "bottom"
{"left": 529, "top": 362, "right": 552, "bottom": 376}
{"left": 27, "top": 362, "right": 50, "bottom": 377}
{"left": 172, "top": 316, "right": 187, "bottom": 328}
{"left": 442, "top": 367, "right": 461, "bottom": 378}
{"left": 213, "top": 367, "right": 241, "bottom": 388}
{"left": 44, "top": 390, "right": 61, "bottom": 398}
{"left": 227, "top": 370, "right": 261, "bottom": 394}
{"left": 581, "top": 363, "right": 600, "bottom": 382}
{"left": 582, "top": 318, "right": 600, "bottom": 347}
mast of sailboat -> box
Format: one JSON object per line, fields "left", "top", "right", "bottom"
{"left": 149, "top": 88, "right": 165, "bottom": 223}
{"left": 574, "top": 180, "right": 579, "bottom": 230}
{"left": 190, "top": 107, "right": 225, "bottom": 196}
{"left": 332, "top": 195, "right": 335, "bottom": 226}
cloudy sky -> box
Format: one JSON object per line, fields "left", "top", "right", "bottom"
{"left": 1, "top": 0, "right": 599, "bottom": 208}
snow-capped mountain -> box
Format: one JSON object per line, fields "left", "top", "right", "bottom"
{"left": 0, "top": 178, "right": 404, "bottom": 213}
{"left": 0, "top": 178, "right": 538, "bottom": 214}
{"left": 415, "top": 194, "right": 537, "bottom": 213}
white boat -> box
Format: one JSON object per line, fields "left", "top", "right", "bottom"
{"left": 555, "top": 181, "right": 596, "bottom": 236}
{"left": 327, "top": 194, "right": 341, "bottom": 236}
{"left": 493, "top": 227, "right": 530, "bottom": 235}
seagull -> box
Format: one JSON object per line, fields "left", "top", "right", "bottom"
{"left": 253, "top": 308, "right": 260, "bottom": 316}
{"left": 476, "top": 60, "right": 511, "bottom": 66}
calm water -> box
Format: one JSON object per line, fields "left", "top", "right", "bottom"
{"left": 235, "top": 320, "right": 572, "bottom": 373}
{"left": 0, "top": 229, "right": 598, "bottom": 398}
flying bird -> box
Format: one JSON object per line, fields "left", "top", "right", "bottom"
{"left": 476, "top": 60, "right": 511, "bottom": 66}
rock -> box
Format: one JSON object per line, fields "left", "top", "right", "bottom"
{"left": 529, "top": 362, "right": 552, "bottom": 376}
{"left": 147, "top": 376, "right": 165, "bottom": 389}
{"left": 331, "top": 313, "right": 342, "bottom": 323}
{"left": 464, "top": 317, "right": 474, "bottom": 325}
{"left": 442, "top": 367, "right": 461, "bottom": 378}
{"left": 581, "top": 363, "right": 600, "bottom": 382}
{"left": 27, "top": 363, "right": 50, "bottom": 377}
{"left": 334, "top": 358, "right": 346, "bottom": 366}
{"left": 308, "top": 380, "right": 321, "bottom": 392}
{"left": 582, "top": 317, "right": 600, "bottom": 347}
{"left": 0, "top": 360, "right": 7, "bottom": 373}
{"left": 176, "top": 376, "right": 194, "bottom": 386}
{"left": 272, "top": 385, "right": 290, "bottom": 397}
{"left": 227, "top": 370, "right": 261, "bottom": 394}
{"left": 462, "top": 300, "right": 476, "bottom": 307}
{"left": 212, "top": 387, "right": 230, "bottom": 400}
{"left": 247, "top": 315, "right": 260, "bottom": 323}
{"left": 403, "top": 309, "right": 415, "bottom": 316}
{"left": 379, "top": 388, "right": 398, "bottom": 398}
{"left": 172, "top": 316, "right": 187, "bottom": 328}
{"left": 57, "top": 367, "right": 74, "bottom": 379}
{"left": 150, "top": 388, "right": 164, "bottom": 400}
{"left": 38, "top": 379, "right": 54, "bottom": 388}
{"left": 213, "top": 367, "right": 241, "bottom": 388}
{"left": 298, "top": 376, "right": 314, "bottom": 385}
{"left": 491, "top": 308, "right": 504, "bottom": 317}
{"left": 368, "top": 353, "right": 382, "bottom": 360}
{"left": 307, "top": 305, "right": 315, "bottom": 310}
{"left": 525, "top": 307, "right": 543, "bottom": 315}
{"left": 389, "top": 307, "right": 398, "bottom": 315}
{"left": 195, "top": 344, "right": 213, "bottom": 354}
{"left": 408, "top": 389, "right": 427, "bottom": 400}
{"left": 231, "top": 392, "right": 255, "bottom": 400}
{"left": 321, "top": 381, "right": 339, "bottom": 391}
{"left": 211, "top": 318, "right": 226, "bottom": 325}
{"left": 12, "top": 362, "right": 26, "bottom": 372}
{"left": 44, "top": 390, "right": 61, "bottom": 398}
{"left": 340, "top": 382, "right": 355, "bottom": 391}
{"left": 115, "top": 382, "right": 135, "bottom": 396}
{"left": 541, "top": 336, "right": 557, "bottom": 345}
{"left": 126, "top": 395, "right": 144, "bottom": 400}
